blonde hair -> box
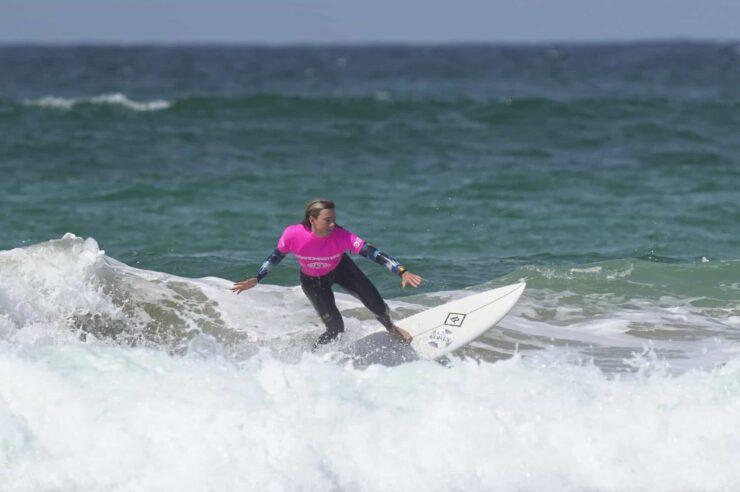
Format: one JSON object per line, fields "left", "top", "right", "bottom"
{"left": 302, "top": 198, "right": 335, "bottom": 227}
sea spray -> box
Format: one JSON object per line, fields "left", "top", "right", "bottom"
{"left": 1, "top": 344, "right": 740, "bottom": 490}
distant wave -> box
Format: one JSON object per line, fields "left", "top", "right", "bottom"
{"left": 12, "top": 93, "right": 740, "bottom": 118}
{"left": 23, "top": 93, "right": 172, "bottom": 111}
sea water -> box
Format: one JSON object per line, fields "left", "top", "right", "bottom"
{"left": 1, "top": 43, "right": 740, "bottom": 490}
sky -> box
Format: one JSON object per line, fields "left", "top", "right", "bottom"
{"left": 1, "top": 0, "right": 739, "bottom": 44}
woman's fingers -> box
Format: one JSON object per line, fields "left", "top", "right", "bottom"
{"left": 401, "top": 272, "right": 423, "bottom": 288}
{"left": 231, "top": 278, "right": 257, "bottom": 294}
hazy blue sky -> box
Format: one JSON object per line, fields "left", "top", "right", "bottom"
{"left": 1, "top": 0, "right": 739, "bottom": 44}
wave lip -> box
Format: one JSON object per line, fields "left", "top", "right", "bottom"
{"left": 0, "top": 233, "right": 327, "bottom": 354}
{"left": 23, "top": 93, "right": 171, "bottom": 112}
{"left": 2, "top": 234, "right": 738, "bottom": 373}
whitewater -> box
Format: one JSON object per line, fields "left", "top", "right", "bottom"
{"left": 2, "top": 234, "right": 740, "bottom": 491}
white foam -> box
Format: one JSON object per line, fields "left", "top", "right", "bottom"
{"left": 1, "top": 344, "right": 740, "bottom": 491}
{"left": 24, "top": 93, "right": 171, "bottom": 111}
{"left": 0, "top": 233, "right": 120, "bottom": 344}
{"left": 26, "top": 96, "right": 75, "bottom": 109}
{"left": 2, "top": 236, "right": 740, "bottom": 488}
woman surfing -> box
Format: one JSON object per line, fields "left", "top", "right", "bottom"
{"left": 231, "top": 199, "right": 423, "bottom": 348}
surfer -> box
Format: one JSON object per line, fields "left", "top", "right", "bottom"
{"left": 231, "top": 198, "right": 422, "bottom": 348}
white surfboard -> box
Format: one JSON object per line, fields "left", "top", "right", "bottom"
{"left": 347, "top": 282, "right": 526, "bottom": 363}
{"left": 402, "top": 282, "right": 526, "bottom": 360}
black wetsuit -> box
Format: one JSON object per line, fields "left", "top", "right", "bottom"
{"left": 301, "top": 254, "right": 395, "bottom": 346}
{"left": 254, "top": 242, "right": 406, "bottom": 347}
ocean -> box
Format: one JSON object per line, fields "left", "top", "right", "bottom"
{"left": 1, "top": 42, "right": 739, "bottom": 490}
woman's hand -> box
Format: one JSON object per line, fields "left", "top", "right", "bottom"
{"left": 401, "top": 271, "right": 423, "bottom": 288}
{"left": 231, "top": 277, "right": 258, "bottom": 294}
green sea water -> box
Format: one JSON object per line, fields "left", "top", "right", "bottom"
{"left": 1, "top": 43, "right": 738, "bottom": 362}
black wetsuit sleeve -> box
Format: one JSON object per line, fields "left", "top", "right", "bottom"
{"left": 358, "top": 243, "right": 407, "bottom": 277}
{"left": 255, "top": 248, "right": 287, "bottom": 282}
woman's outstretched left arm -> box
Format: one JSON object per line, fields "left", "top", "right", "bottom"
{"left": 358, "top": 243, "right": 423, "bottom": 288}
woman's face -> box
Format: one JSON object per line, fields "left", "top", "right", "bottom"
{"left": 310, "top": 209, "right": 336, "bottom": 236}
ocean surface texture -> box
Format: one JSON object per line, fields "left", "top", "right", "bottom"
{"left": 1, "top": 43, "right": 740, "bottom": 491}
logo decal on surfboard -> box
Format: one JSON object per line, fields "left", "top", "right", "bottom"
{"left": 444, "top": 312, "right": 466, "bottom": 327}
{"left": 428, "top": 328, "right": 453, "bottom": 348}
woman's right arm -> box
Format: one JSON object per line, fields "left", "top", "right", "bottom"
{"left": 231, "top": 248, "right": 286, "bottom": 294}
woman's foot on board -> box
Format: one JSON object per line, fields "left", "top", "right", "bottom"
{"left": 389, "top": 325, "right": 413, "bottom": 343}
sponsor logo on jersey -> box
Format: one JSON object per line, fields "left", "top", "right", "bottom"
{"left": 295, "top": 253, "right": 342, "bottom": 261}
{"left": 307, "top": 262, "right": 331, "bottom": 269}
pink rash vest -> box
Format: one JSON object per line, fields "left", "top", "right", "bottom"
{"left": 277, "top": 224, "right": 365, "bottom": 277}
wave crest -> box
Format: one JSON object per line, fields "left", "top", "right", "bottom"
{"left": 1, "top": 235, "right": 738, "bottom": 372}
{"left": 23, "top": 93, "right": 171, "bottom": 111}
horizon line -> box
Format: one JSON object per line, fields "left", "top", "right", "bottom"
{"left": 1, "top": 36, "right": 739, "bottom": 48}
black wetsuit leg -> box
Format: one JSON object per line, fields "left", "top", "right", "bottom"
{"left": 333, "top": 254, "right": 395, "bottom": 331}
{"left": 300, "top": 270, "right": 344, "bottom": 346}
